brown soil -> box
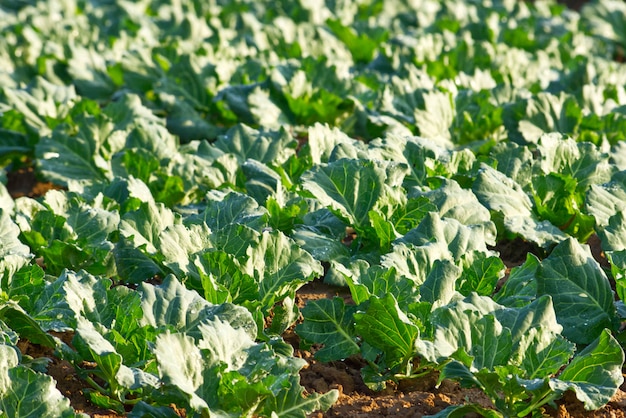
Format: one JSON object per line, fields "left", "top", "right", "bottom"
{"left": 6, "top": 166, "right": 63, "bottom": 198}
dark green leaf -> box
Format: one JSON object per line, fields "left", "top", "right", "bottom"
{"left": 296, "top": 298, "right": 360, "bottom": 362}
{"left": 354, "top": 294, "right": 419, "bottom": 370}
{"left": 537, "top": 238, "right": 617, "bottom": 344}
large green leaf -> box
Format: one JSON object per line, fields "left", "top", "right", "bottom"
{"left": 354, "top": 294, "right": 419, "bottom": 370}
{"left": 301, "top": 158, "right": 386, "bottom": 232}
{"left": 73, "top": 318, "right": 159, "bottom": 398}
{"left": 598, "top": 210, "right": 626, "bottom": 252}
{"left": 213, "top": 124, "right": 297, "bottom": 165}
{"left": 0, "top": 209, "right": 31, "bottom": 277}
{"left": 429, "top": 294, "right": 502, "bottom": 362}
{"left": 186, "top": 190, "right": 267, "bottom": 232}
{"left": 493, "top": 253, "right": 540, "bottom": 307}
{"left": 415, "top": 179, "right": 493, "bottom": 230}
{"left": 0, "top": 346, "right": 82, "bottom": 418}
{"left": 261, "top": 375, "right": 339, "bottom": 418}
{"left": 154, "top": 319, "right": 336, "bottom": 417}
{"left": 139, "top": 275, "right": 256, "bottom": 339}
{"left": 338, "top": 263, "right": 419, "bottom": 310}
{"left": 28, "top": 272, "right": 76, "bottom": 332}
{"left": 535, "top": 134, "right": 613, "bottom": 191}
{"left": 296, "top": 298, "right": 360, "bottom": 362}
{"left": 537, "top": 238, "right": 617, "bottom": 344}
{"left": 153, "top": 332, "right": 209, "bottom": 413}
{"left": 36, "top": 118, "right": 110, "bottom": 186}
{"left": 457, "top": 253, "right": 505, "bottom": 296}
{"left": 420, "top": 260, "right": 461, "bottom": 308}
{"left": 396, "top": 212, "right": 494, "bottom": 271}
{"left": 119, "top": 200, "right": 177, "bottom": 254}
{"left": 247, "top": 230, "right": 323, "bottom": 314}
{"left": 0, "top": 302, "right": 55, "bottom": 348}
{"left": 586, "top": 171, "right": 626, "bottom": 225}
{"left": 552, "top": 329, "right": 624, "bottom": 410}
{"left": 516, "top": 93, "right": 582, "bottom": 144}
{"left": 2, "top": 77, "right": 76, "bottom": 135}
{"left": 473, "top": 164, "right": 567, "bottom": 248}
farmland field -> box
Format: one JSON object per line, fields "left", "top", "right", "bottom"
{"left": 2, "top": 0, "right": 626, "bottom": 417}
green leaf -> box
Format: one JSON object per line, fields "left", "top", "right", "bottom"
{"left": 73, "top": 318, "right": 122, "bottom": 384}
{"left": 139, "top": 275, "right": 257, "bottom": 339}
{"left": 429, "top": 294, "right": 503, "bottom": 361}
{"left": 368, "top": 210, "right": 398, "bottom": 252}
{"left": 389, "top": 195, "right": 436, "bottom": 235}
{"left": 291, "top": 228, "right": 351, "bottom": 262}
{"left": 211, "top": 223, "right": 261, "bottom": 260}
{"left": 0, "top": 128, "right": 31, "bottom": 159}
{"left": 598, "top": 211, "right": 626, "bottom": 252}
{"left": 413, "top": 91, "right": 455, "bottom": 144}
{"left": 340, "top": 263, "right": 420, "bottom": 310}
{"left": 420, "top": 260, "right": 461, "bottom": 307}
{"left": 153, "top": 332, "right": 209, "bottom": 412}
{"left": 553, "top": 329, "right": 624, "bottom": 410}
{"left": 398, "top": 212, "right": 493, "bottom": 269}
{"left": 158, "top": 223, "right": 212, "bottom": 279}
{"left": 195, "top": 251, "right": 258, "bottom": 306}
{"left": 0, "top": 347, "right": 81, "bottom": 417}
{"left": 457, "top": 253, "right": 505, "bottom": 297}
{"left": 119, "top": 200, "right": 177, "bottom": 254}
{"left": 2, "top": 264, "right": 45, "bottom": 312}
{"left": 213, "top": 124, "right": 297, "bottom": 165}
{"left": 469, "top": 315, "right": 513, "bottom": 370}
{"left": 535, "top": 134, "right": 613, "bottom": 192}
{"left": 84, "top": 390, "right": 125, "bottom": 415}
{"left": 582, "top": 0, "right": 626, "bottom": 49}
{"left": 247, "top": 230, "right": 323, "bottom": 314}
{"left": 196, "top": 318, "right": 256, "bottom": 371}
{"left": 0, "top": 209, "right": 31, "bottom": 277}
{"left": 516, "top": 93, "right": 582, "bottom": 144}
{"left": 186, "top": 190, "right": 267, "bottom": 232}
{"left": 306, "top": 123, "right": 357, "bottom": 165}
{"left": 114, "top": 237, "right": 165, "bottom": 284}
{"left": 608, "top": 250, "right": 626, "bottom": 303}
{"left": 531, "top": 172, "right": 596, "bottom": 241}
{"left": 490, "top": 141, "right": 534, "bottom": 188}
{"left": 416, "top": 179, "right": 493, "bottom": 230}
{"left": 537, "top": 238, "right": 617, "bottom": 344}
{"left": 242, "top": 159, "right": 286, "bottom": 206}
{"left": 354, "top": 294, "right": 419, "bottom": 370}
{"left": 325, "top": 19, "right": 386, "bottom": 63}
{"left": 301, "top": 158, "right": 386, "bottom": 232}
{"left": 0, "top": 303, "right": 55, "bottom": 348}
{"left": 520, "top": 334, "right": 575, "bottom": 380}
{"left": 473, "top": 164, "right": 567, "bottom": 248}
{"left": 493, "top": 253, "right": 540, "bottom": 307}
{"left": 498, "top": 296, "right": 576, "bottom": 379}
{"left": 2, "top": 77, "right": 76, "bottom": 135}
{"left": 29, "top": 273, "right": 76, "bottom": 332}
{"left": 296, "top": 298, "right": 360, "bottom": 362}
{"left": 36, "top": 116, "right": 111, "bottom": 186}
{"left": 129, "top": 401, "right": 181, "bottom": 418}
{"left": 586, "top": 171, "right": 626, "bottom": 225}
{"left": 261, "top": 375, "right": 339, "bottom": 418}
